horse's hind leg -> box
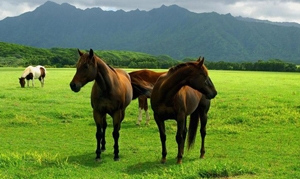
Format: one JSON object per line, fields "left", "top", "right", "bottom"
{"left": 137, "top": 107, "right": 142, "bottom": 125}
{"left": 137, "top": 96, "right": 146, "bottom": 125}
{"left": 176, "top": 116, "right": 187, "bottom": 164}
{"left": 144, "top": 99, "right": 150, "bottom": 125}
{"left": 40, "top": 78, "right": 44, "bottom": 87}
{"left": 154, "top": 114, "right": 167, "bottom": 163}
{"left": 112, "top": 110, "right": 125, "bottom": 161}
{"left": 145, "top": 109, "right": 150, "bottom": 125}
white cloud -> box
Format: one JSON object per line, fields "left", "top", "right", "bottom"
{"left": 0, "top": 1, "right": 38, "bottom": 19}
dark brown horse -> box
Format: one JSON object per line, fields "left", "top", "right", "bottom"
{"left": 150, "top": 57, "right": 217, "bottom": 164}
{"left": 70, "top": 49, "right": 150, "bottom": 161}
{"left": 19, "top": 65, "right": 46, "bottom": 88}
{"left": 129, "top": 70, "right": 165, "bottom": 125}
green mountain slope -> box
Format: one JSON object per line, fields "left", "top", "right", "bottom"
{"left": 0, "top": 1, "right": 299, "bottom": 63}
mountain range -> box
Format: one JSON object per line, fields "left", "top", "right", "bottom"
{"left": 0, "top": 1, "right": 300, "bottom": 63}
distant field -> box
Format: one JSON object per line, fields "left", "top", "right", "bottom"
{"left": 0, "top": 68, "right": 299, "bottom": 178}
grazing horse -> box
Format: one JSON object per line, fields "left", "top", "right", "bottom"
{"left": 150, "top": 57, "right": 217, "bottom": 164}
{"left": 19, "top": 65, "right": 46, "bottom": 88}
{"left": 70, "top": 49, "right": 150, "bottom": 161}
{"left": 129, "top": 70, "right": 165, "bottom": 125}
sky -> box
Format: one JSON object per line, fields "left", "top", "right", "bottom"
{"left": 1, "top": 0, "right": 300, "bottom": 24}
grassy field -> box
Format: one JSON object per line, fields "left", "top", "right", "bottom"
{"left": 0, "top": 68, "right": 299, "bottom": 179}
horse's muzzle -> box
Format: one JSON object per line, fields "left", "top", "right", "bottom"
{"left": 206, "top": 91, "right": 217, "bottom": 99}
{"left": 70, "top": 82, "right": 81, "bottom": 92}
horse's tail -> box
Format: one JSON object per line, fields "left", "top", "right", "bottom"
{"left": 131, "top": 80, "right": 152, "bottom": 100}
{"left": 187, "top": 110, "right": 200, "bottom": 150}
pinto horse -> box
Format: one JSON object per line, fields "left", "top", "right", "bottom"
{"left": 150, "top": 57, "right": 217, "bottom": 164}
{"left": 19, "top": 65, "right": 46, "bottom": 88}
{"left": 70, "top": 49, "right": 150, "bottom": 161}
{"left": 129, "top": 70, "right": 165, "bottom": 125}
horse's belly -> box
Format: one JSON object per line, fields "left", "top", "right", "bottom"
{"left": 152, "top": 105, "right": 177, "bottom": 120}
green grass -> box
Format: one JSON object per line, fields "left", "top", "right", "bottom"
{"left": 0, "top": 68, "right": 299, "bottom": 178}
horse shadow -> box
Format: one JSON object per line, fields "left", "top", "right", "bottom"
{"left": 66, "top": 152, "right": 116, "bottom": 168}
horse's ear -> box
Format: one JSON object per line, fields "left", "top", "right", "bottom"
{"left": 78, "top": 49, "right": 84, "bottom": 56}
{"left": 197, "top": 57, "right": 204, "bottom": 67}
{"left": 197, "top": 56, "right": 202, "bottom": 62}
{"left": 89, "top": 49, "right": 94, "bottom": 59}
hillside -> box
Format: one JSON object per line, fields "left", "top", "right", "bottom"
{"left": 0, "top": 42, "right": 177, "bottom": 68}
{"left": 0, "top": 1, "right": 300, "bottom": 63}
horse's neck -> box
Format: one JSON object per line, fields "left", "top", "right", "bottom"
{"left": 21, "top": 67, "right": 32, "bottom": 78}
{"left": 159, "top": 69, "right": 189, "bottom": 101}
{"left": 94, "top": 58, "right": 117, "bottom": 92}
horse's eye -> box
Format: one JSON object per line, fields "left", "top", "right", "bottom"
{"left": 84, "top": 64, "right": 89, "bottom": 69}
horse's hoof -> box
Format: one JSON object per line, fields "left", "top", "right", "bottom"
{"left": 176, "top": 159, "right": 182, "bottom": 164}
{"left": 114, "top": 157, "right": 120, "bottom": 161}
{"left": 160, "top": 158, "right": 166, "bottom": 164}
{"left": 95, "top": 158, "right": 102, "bottom": 162}
{"left": 101, "top": 148, "right": 106, "bottom": 152}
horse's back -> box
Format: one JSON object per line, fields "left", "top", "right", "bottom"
{"left": 129, "top": 70, "right": 165, "bottom": 85}
{"left": 115, "top": 69, "right": 130, "bottom": 81}
{"left": 115, "top": 69, "right": 133, "bottom": 106}
{"left": 31, "top": 65, "right": 46, "bottom": 79}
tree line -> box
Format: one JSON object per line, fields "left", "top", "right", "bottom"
{"left": 205, "top": 59, "right": 299, "bottom": 72}
{"left": 0, "top": 42, "right": 299, "bottom": 72}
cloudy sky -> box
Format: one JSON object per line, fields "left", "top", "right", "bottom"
{"left": 1, "top": 0, "right": 300, "bottom": 23}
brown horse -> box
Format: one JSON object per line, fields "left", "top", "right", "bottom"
{"left": 129, "top": 70, "right": 165, "bottom": 125}
{"left": 150, "top": 57, "right": 217, "bottom": 164}
{"left": 70, "top": 49, "right": 150, "bottom": 161}
{"left": 19, "top": 65, "right": 46, "bottom": 88}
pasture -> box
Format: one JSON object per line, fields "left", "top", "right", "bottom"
{"left": 0, "top": 68, "right": 299, "bottom": 178}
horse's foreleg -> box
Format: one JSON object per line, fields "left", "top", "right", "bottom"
{"left": 27, "top": 80, "right": 30, "bottom": 87}
{"left": 112, "top": 110, "right": 124, "bottom": 161}
{"left": 93, "top": 110, "right": 105, "bottom": 161}
{"left": 199, "top": 112, "right": 207, "bottom": 158}
{"left": 101, "top": 119, "right": 107, "bottom": 151}
{"left": 176, "top": 117, "right": 187, "bottom": 164}
{"left": 154, "top": 114, "right": 167, "bottom": 163}
{"left": 32, "top": 79, "right": 34, "bottom": 87}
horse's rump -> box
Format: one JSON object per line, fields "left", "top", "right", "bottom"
{"left": 39, "top": 67, "right": 46, "bottom": 80}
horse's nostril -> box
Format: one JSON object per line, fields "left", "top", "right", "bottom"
{"left": 70, "top": 83, "right": 76, "bottom": 90}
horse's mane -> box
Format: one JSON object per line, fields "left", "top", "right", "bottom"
{"left": 21, "top": 66, "right": 33, "bottom": 77}
{"left": 168, "top": 62, "right": 208, "bottom": 75}
{"left": 106, "top": 63, "right": 116, "bottom": 72}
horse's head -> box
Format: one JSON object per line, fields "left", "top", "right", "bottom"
{"left": 19, "top": 77, "right": 25, "bottom": 88}
{"left": 187, "top": 57, "right": 217, "bottom": 99}
{"left": 70, "top": 49, "right": 98, "bottom": 92}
